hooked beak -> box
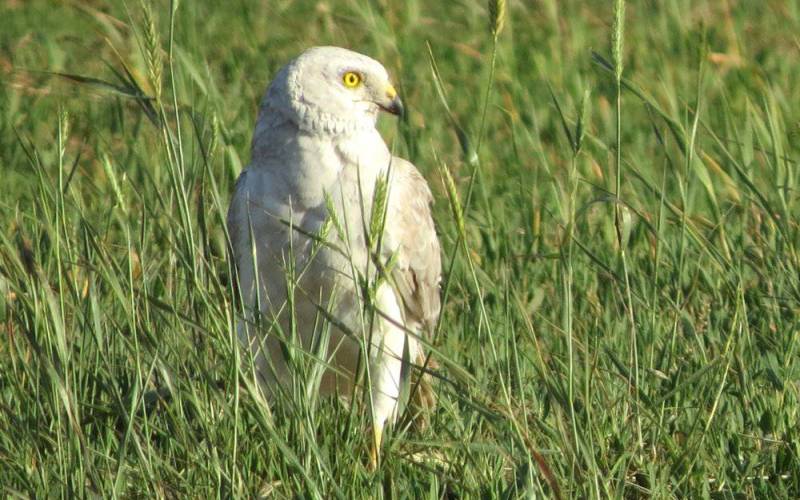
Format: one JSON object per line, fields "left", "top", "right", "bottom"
{"left": 377, "top": 84, "right": 404, "bottom": 117}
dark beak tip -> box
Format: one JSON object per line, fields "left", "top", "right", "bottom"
{"left": 381, "top": 97, "right": 404, "bottom": 117}
{"left": 392, "top": 98, "right": 405, "bottom": 117}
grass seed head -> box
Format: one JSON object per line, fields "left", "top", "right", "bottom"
{"left": 612, "top": 0, "right": 625, "bottom": 80}
{"left": 141, "top": 0, "right": 162, "bottom": 101}
{"left": 488, "top": 0, "right": 506, "bottom": 39}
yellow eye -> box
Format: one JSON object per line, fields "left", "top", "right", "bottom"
{"left": 342, "top": 71, "right": 362, "bottom": 88}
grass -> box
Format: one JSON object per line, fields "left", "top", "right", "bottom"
{"left": 2, "top": 0, "right": 799, "bottom": 497}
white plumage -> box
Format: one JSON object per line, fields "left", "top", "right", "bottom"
{"left": 226, "top": 46, "right": 441, "bottom": 465}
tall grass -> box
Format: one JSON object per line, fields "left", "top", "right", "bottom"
{"left": 1, "top": 0, "right": 799, "bottom": 497}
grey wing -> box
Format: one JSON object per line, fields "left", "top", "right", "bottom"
{"left": 385, "top": 157, "right": 442, "bottom": 336}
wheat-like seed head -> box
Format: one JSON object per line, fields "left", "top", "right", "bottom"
{"left": 58, "top": 109, "right": 70, "bottom": 152}
{"left": 208, "top": 113, "right": 220, "bottom": 161}
{"left": 439, "top": 163, "right": 466, "bottom": 239}
{"left": 369, "top": 174, "right": 389, "bottom": 251}
{"left": 612, "top": 0, "right": 625, "bottom": 81}
{"left": 141, "top": 0, "right": 162, "bottom": 102}
{"left": 488, "top": 0, "right": 506, "bottom": 39}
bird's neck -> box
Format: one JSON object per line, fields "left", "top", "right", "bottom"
{"left": 249, "top": 112, "right": 392, "bottom": 211}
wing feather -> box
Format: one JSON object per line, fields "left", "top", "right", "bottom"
{"left": 384, "top": 157, "right": 441, "bottom": 337}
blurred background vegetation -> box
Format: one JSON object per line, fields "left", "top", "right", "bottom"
{"left": 1, "top": 0, "right": 799, "bottom": 497}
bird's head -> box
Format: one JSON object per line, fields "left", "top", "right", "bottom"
{"left": 263, "top": 46, "right": 403, "bottom": 134}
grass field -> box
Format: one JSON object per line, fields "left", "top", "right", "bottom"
{"left": 2, "top": 0, "right": 799, "bottom": 497}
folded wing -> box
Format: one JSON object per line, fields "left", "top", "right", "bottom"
{"left": 384, "top": 157, "right": 442, "bottom": 337}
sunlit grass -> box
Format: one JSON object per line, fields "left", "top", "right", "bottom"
{"left": 1, "top": 0, "right": 799, "bottom": 497}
